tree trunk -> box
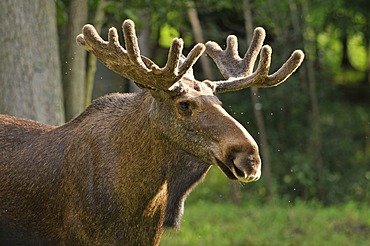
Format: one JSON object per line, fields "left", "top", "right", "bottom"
{"left": 340, "top": 29, "right": 354, "bottom": 69}
{"left": 63, "top": 0, "right": 88, "bottom": 121}
{"left": 301, "top": 0, "right": 323, "bottom": 200}
{"left": 289, "top": 0, "right": 309, "bottom": 90}
{"left": 85, "top": 0, "right": 107, "bottom": 106}
{"left": 0, "top": 0, "right": 64, "bottom": 125}
{"left": 243, "top": 0, "right": 274, "bottom": 201}
{"left": 187, "top": 1, "right": 214, "bottom": 80}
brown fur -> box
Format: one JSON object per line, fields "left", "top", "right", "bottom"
{"left": 0, "top": 79, "right": 261, "bottom": 245}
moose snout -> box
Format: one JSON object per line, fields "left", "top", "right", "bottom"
{"left": 209, "top": 105, "right": 262, "bottom": 183}
{"left": 227, "top": 148, "right": 261, "bottom": 182}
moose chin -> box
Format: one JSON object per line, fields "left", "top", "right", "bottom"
{"left": 0, "top": 19, "right": 303, "bottom": 245}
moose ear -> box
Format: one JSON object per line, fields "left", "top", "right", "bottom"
{"left": 149, "top": 81, "right": 188, "bottom": 101}
{"left": 179, "top": 54, "right": 195, "bottom": 81}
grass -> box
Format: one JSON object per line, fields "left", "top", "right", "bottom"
{"left": 160, "top": 200, "right": 370, "bottom": 246}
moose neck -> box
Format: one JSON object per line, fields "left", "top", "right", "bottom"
{"left": 71, "top": 91, "right": 211, "bottom": 235}
{"left": 109, "top": 91, "right": 211, "bottom": 229}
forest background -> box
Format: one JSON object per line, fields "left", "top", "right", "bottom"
{"left": 0, "top": 0, "right": 369, "bottom": 245}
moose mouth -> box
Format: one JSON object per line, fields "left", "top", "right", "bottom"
{"left": 215, "top": 158, "right": 240, "bottom": 180}
{"left": 215, "top": 157, "right": 260, "bottom": 183}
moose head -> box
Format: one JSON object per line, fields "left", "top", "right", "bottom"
{"left": 76, "top": 20, "right": 303, "bottom": 184}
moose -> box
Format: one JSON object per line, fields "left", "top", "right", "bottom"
{"left": 0, "top": 19, "right": 304, "bottom": 245}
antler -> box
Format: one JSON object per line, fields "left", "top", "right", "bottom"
{"left": 76, "top": 19, "right": 205, "bottom": 90}
{"left": 205, "top": 27, "right": 304, "bottom": 93}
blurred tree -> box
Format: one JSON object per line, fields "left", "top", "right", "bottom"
{"left": 0, "top": 0, "right": 64, "bottom": 125}
{"left": 63, "top": 0, "right": 88, "bottom": 121}
{"left": 85, "top": 0, "right": 107, "bottom": 106}
{"left": 187, "top": 1, "right": 214, "bottom": 79}
{"left": 302, "top": 0, "right": 324, "bottom": 200}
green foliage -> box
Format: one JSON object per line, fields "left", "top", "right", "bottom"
{"left": 161, "top": 200, "right": 370, "bottom": 245}
{"left": 319, "top": 101, "right": 370, "bottom": 203}
{"left": 159, "top": 24, "right": 180, "bottom": 48}
{"left": 56, "top": 0, "right": 68, "bottom": 25}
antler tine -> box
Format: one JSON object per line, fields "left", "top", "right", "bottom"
{"left": 76, "top": 19, "right": 205, "bottom": 91}
{"left": 205, "top": 27, "right": 265, "bottom": 79}
{"left": 243, "top": 27, "right": 266, "bottom": 74}
{"left": 121, "top": 20, "right": 146, "bottom": 68}
{"left": 205, "top": 27, "right": 304, "bottom": 93}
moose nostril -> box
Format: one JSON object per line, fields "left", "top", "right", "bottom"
{"left": 228, "top": 152, "right": 248, "bottom": 176}
{"left": 232, "top": 163, "right": 245, "bottom": 177}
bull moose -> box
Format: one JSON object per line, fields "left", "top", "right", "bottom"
{"left": 0, "top": 19, "right": 304, "bottom": 245}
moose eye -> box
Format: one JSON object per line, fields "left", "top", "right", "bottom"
{"left": 178, "top": 101, "right": 192, "bottom": 116}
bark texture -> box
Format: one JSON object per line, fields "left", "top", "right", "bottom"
{"left": 0, "top": 0, "right": 64, "bottom": 125}
{"left": 63, "top": 0, "right": 88, "bottom": 121}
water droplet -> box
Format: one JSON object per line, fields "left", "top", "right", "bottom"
{"left": 254, "top": 103, "right": 262, "bottom": 110}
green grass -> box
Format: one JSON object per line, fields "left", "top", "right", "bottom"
{"left": 161, "top": 200, "right": 370, "bottom": 246}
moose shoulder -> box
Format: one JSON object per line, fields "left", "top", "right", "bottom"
{"left": 0, "top": 19, "right": 304, "bottom": 245}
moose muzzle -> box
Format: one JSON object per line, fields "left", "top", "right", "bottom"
{"left": 228, "top": 149, "right": 261, "bottom": 182}
{"left": 207, "top": 105, "right": 262, "bottom": 183}
{"left": 214, "top": 139, "right": 261, "bottom": 183}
